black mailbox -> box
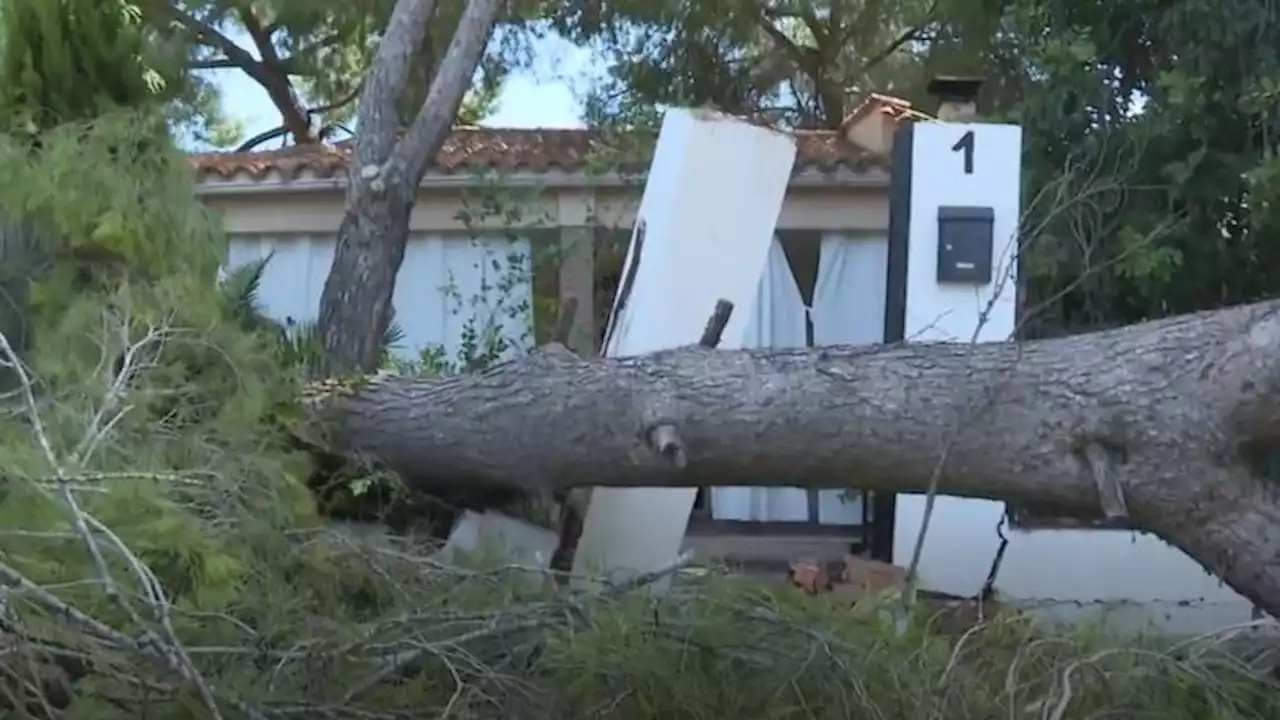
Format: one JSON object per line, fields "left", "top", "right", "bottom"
{"left": 936, "top": 206, "right": 994, "bottom": 284}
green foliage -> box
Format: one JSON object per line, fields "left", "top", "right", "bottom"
{"left": 157, "top": 1, "right": 553, "bottom": 148}
{"left": 165, "top": 74, "right": 246, "bottom": 149}
{"left": 5, "top": 117, "right": 218, "bottom": 286}
{"left": 0, "top": 114, "right": 332, "bottom": 715}
{"left": 555, "top": 0, "right": 940, "bottom": 128}
{"left": 0, "top": 0, "right": 177, "bottom": 129}
{"left": 1006, "top": 0, "right": 1280, "bottom": 334}
{"left": 530, "top": 576, "right": 1279, "bottom": 719}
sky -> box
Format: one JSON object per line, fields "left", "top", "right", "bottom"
{"left": 204, "top": 33, "right": 591, "bottom": 148}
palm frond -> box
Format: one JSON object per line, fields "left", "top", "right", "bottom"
{"left": 218, "top": 253, "right": 274, "bottom": 333}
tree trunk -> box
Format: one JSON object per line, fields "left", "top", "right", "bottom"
{"left": 318, "top": 182, "right": 414, "bottom": 373}
{"left": 307, "top": 299, "right": 1280, "bottom": 618}
{"left": 316, "top": 0, "right": 501, "bottom": 374}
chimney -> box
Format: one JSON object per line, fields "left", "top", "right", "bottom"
{"left": 927, "top": 75, "right": 983, "bottom": 122}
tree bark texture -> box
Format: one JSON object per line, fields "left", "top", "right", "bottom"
{"left": 308, "top": 299, "right": 1280, "bottom": 618}
{"left": 317, "top": 0, "right": 501, "bottom": 374}
{"left": 318, "top": 184, "right": 415, "bottom": 373}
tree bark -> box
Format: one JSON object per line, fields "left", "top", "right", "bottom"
{"left": 318, "top": 0, "right": 501, "bottom": 373}
{"left": 318, "top": 186, "right": 416, "bottom": 373}
{"left": 308, "top": 299, "right": 1280, "bottom": 618}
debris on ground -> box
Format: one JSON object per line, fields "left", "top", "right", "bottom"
{"left": 787, "top": 553, "right": 1003, "bottom": 631}
{"left": 438, "top": 509, "right": 559, "bottom": 575}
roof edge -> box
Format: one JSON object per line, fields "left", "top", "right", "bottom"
{"left": 193, "top": 167, "right": 890, "bottom": 198}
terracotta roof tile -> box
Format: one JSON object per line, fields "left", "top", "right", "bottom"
{"left": 189, "top": 124, "right": 892, "bottom": 183}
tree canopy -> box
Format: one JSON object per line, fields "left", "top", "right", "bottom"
{"left": 146, "top": 0, "right": 552, "bottom": 149}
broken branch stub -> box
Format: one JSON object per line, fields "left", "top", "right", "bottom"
{"left": 647, "top": 424, "right": 687, "bottom": 469}
{"left": 641, "top": 299, "right": 737, "bottom": 469}
{"left": 699, "top": 299, "right": 734, "bottom": 348}
{"left": 308, "top": 299, "right": 1280, "bottom": 618}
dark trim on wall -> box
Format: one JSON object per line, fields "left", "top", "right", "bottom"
{"left": 870, "top": 122, "right": 915, "bottom": 564}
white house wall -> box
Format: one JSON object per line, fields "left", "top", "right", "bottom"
{"left": 226, "top": 232, "right": 533, "bottom": 364}
{"left": 895, "top": 501, "right": 1257, "bottom": 632}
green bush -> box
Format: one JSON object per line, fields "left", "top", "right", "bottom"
{"left": 0, "top": 113, "right": 321, "bottom": 715}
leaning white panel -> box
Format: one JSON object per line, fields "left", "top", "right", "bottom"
{"left": 571, "top": 108, "right": 797, "bottom": 587}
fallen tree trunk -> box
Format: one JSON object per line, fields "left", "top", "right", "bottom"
{"left": 305, "top": 299, "right": 1280, "bottom": 618}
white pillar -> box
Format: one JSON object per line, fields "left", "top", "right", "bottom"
{"left": 888, "top": 121, "right": 1022, "bottom": 593}
{"left": 571, "top": 108, "right": 797, "bottom": 585}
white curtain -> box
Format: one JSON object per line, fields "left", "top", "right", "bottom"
{"left": 709, "top": 238, "right": 811, "bottom": 522}
{"left": 808, "top": 233, "right": 889, "bottom": 524}
{"left": 709, "top": 234, "right": 889, "bottom": 524}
